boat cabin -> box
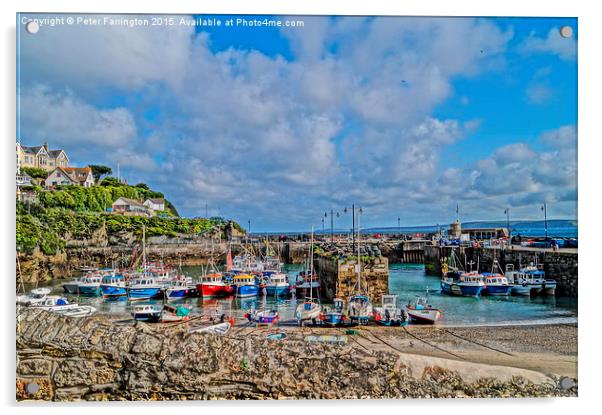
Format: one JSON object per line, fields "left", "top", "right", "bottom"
{"left": 381, "top": 294, "right": 398, "bottom": 310}
{"left": 233, "top": 275, "right": 256, "bottom": 286}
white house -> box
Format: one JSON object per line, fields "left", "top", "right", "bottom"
{"left": 112, "top": 197, "right": 152, "bottom": 217}
{"left": 45, "top": 166, "right": 95, "bottom": 188}
{"left": 143, "top": 198, "right": 165, "bottom": 212}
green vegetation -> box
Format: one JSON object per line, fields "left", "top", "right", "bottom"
{"left": 16, "top": 180, "right": 242, "bottom": 255}
{"left": 34, "top": 179, "right": 175, "bottom": 216}
{"left": 21, "top": 167, "right": 48, "bottom": 179}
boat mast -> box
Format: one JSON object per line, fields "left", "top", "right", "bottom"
{"left": 142, "top": 224, "right": 146, "bottom": 274}
{"left": 309, "top": 226, "right": 314, "bottom": 301}
{"left": 357, "top": 207, "right": 361, "bottom": 293}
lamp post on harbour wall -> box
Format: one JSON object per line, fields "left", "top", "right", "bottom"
{"left": 324, "top": 210, "right": 340, "bottom": 243}
{"left": 321, "top": 217, "right": 325, "bottom": 234}
{"left": 541, "top": 203, "right": 548, "bottom": 239}
{"left": 397, "top": 216, "right": 401, "bottom": 234}
{"left": 343, "top": 204, "right": 362, "bottom": 247}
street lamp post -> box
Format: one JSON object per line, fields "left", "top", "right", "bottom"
{"left": 541, "top": 203, "right": 548, "bottom": 239}
{"left": 321, "top": 217, "right": 325, "bottom": 234}
{"left": 324, "top": 209, "right": 340, "bottom": 243}
{"left": 397, "top": 216, "right": 401, "bottom": 234}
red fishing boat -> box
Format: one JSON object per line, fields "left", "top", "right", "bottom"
{"left": 196, "top": 273, "right": 235, "bottom": 297}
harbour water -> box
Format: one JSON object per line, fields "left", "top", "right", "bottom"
{"left": 29, "top": 263, "right": 577, "bottom": 327}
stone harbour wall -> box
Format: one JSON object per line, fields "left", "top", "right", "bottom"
{"left": 16, "top": 310, "right": 575, "bottom": 401}
{"left": 422, "top": 245, "right": 578, "bottom": 297}
{"left": 315, "top": 255, "right": 388, "bottom": 303}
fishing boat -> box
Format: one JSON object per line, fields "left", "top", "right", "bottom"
{"left": 131, "top": 304, "right": 162, "bottom": 322}
{"left": 231, "top": 274, "right": 260, "bottom": 298}
{"left": 17, "top": 287, "right": 52, "bottom": 306}
{"left": 505, "top": 262, "right": 546, "bottom": 296}
{"left": 440, "top": 252, "right": 485, "bottom": 297}
{"left": 128, "top": 277, "right": 163, "bottom": 300}
{"left": 265, "top": 272, "right": 289, "bottom": 297}
{"left": 100, "top": 274, "right": 127, "bottom": 298}
{"left": 164, "top": 277, "right": 194, "bottom": 299}
{"left": 504, "top": 264, "right": 531, "bottom": 296}
{"left": 295, "top": 227, "right": 322, "bottom": 325}
{"left": 27, "top": 295, "right": 81, "bottom": 312}
{"left": 77, "top": 274, "right": 103, "bottom": 295}
{"left": 346, "top": 210, "right": 373, "bottom": 324}
{"left": 482, "top": 273, "right": 512, "bottom": 296}
{"left": 295, "top": 270, "right": 321, "bottom": 298}
{"left": 373, "top": 294, "right": 407, "bottom": 326}
{"left": 247, "top": 309, "right": 279, "bottom": 326}
{"left": 197, "top": 273, "right": 235, "bottom": 298}
{"left": 405, "top": 294, "right": 442, "bottom": 324}
{"left": 320, "top": 298, "right": 344, "bottom": 327}
{"left": 61, "top": 278, "right": 81, "bottom": 294}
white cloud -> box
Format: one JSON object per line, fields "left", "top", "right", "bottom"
{"left": 519, "top": 28, "right": 577, "bottom": 61}
{"left": 19, "top": 85, "right": 137, "bottom": 149}
{"left": 18, "top": 15, "right": 576, "bottom": 228}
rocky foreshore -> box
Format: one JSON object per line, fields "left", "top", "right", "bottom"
{"left": 16, "top": 309, "right": 577, "bottom": 401}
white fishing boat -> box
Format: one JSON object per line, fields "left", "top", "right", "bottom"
{"left": 27, "top": 295, "right": 80, "bottom": 312}
{"left": 17, "top": 287, "right": 52, "bottom": 306}
{"left": 374, "top": 294, "right": 407, "bottom": 326}
{"left": 405, "top": 294, "right": 442, "bottom": 324}
{"left": 505, "top": 262, "right": 545, "bottom": 296}
{"left": 295, "top": 227, "right": 322, "bottom": 325}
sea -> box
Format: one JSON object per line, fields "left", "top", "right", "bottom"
{"left": 33, "top": 263, "right": 578, "bottom": 327}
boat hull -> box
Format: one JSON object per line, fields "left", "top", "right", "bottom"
{"left": 77, "top": 285, "right": 101, "bottom": 295}
{"left": 132, "top": 312, "right": 161, "bottom": 322}
{"left": 128, "top": 287, "right": 162, "bottom": 300}
{"left": 321, "top": 313, "right": 343, "bottom": 326}
{"left": 165, "top": 288, "right": 189, "bottom": 299}
{"left": 62, "top": 283, "right": 79, "bottom": 294}
{"left": 483, "top": 285, "right": 512, "bottom": 296}
{"left": 100, "top": 285, "right": 127, "bottom": 297}
{"left": 543, "top": 281, "right": 557, "bottom": 296}
{"left": 406, "top": 308, "right": 442, "bottom": 324}
{"left": 266, "top": 285, "right": 289, "bottom": 296}
{"left": 198, "top": 283, "right": 235, "bottom": 298}
{"left": 236, "top": 285, "right": 259, "bottom": 298}
{"left": 511, "top": 285, "right": 531, "bottom": 296}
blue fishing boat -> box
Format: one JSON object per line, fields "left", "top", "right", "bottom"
{"left": 265, "top": 272, "right": 289, "bottom": 296}
{"left": 100, "top": 274, "right": 127, "bottom": 298}
{"left": 232, "top": 275, "right": 259, "bottom": 298}
{"left": 320, "top": 298, "right": 344, "bottom": 326}
{"left": 440, "top": 251, "right": 485, "bottom": 297}
{"left": 77, "top": 275, "right": 102, "bottom": 295}
{"left": 164, "top": 277, "right": 193, "bottom": 299}
{"left": 246, "top": 309, "right": 279, "bottom": 326}
{"left": 128, "top": 277, "right": 162, "bottom": 300}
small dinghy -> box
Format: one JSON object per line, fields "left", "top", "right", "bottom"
{"left": 189, "top": 322, "right": 231, "bottom": 335}
{"left": 53, "top": 305, "right": 96, "bottom": 317}
{"left": 246, "top": 309, "right": 279, "bottom": 326}
{"left": 266, "top": 332, "right": 287, "bottom": 341}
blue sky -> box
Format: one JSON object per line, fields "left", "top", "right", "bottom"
{"left": 17, "top": 14, "right": 577, "bottom": 231}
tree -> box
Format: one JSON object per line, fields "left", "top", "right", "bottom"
{"left": 88, "top": 165, "right": 113, "bottom": 182}
{"left": 21, "top": 167, "right": 48, "bottom": 179}
{"left": 100, "top": 177, "right": 124, "bottom": 187}
{"left": 135, "top": 183, "right": 150, "bottom": 190}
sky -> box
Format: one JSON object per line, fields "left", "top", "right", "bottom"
{"left": 17, "top": 14, "right": 578, "bottom": 232}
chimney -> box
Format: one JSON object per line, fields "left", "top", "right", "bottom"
{"left": 43, "top": 141, "right": 49, "bottom": 151}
